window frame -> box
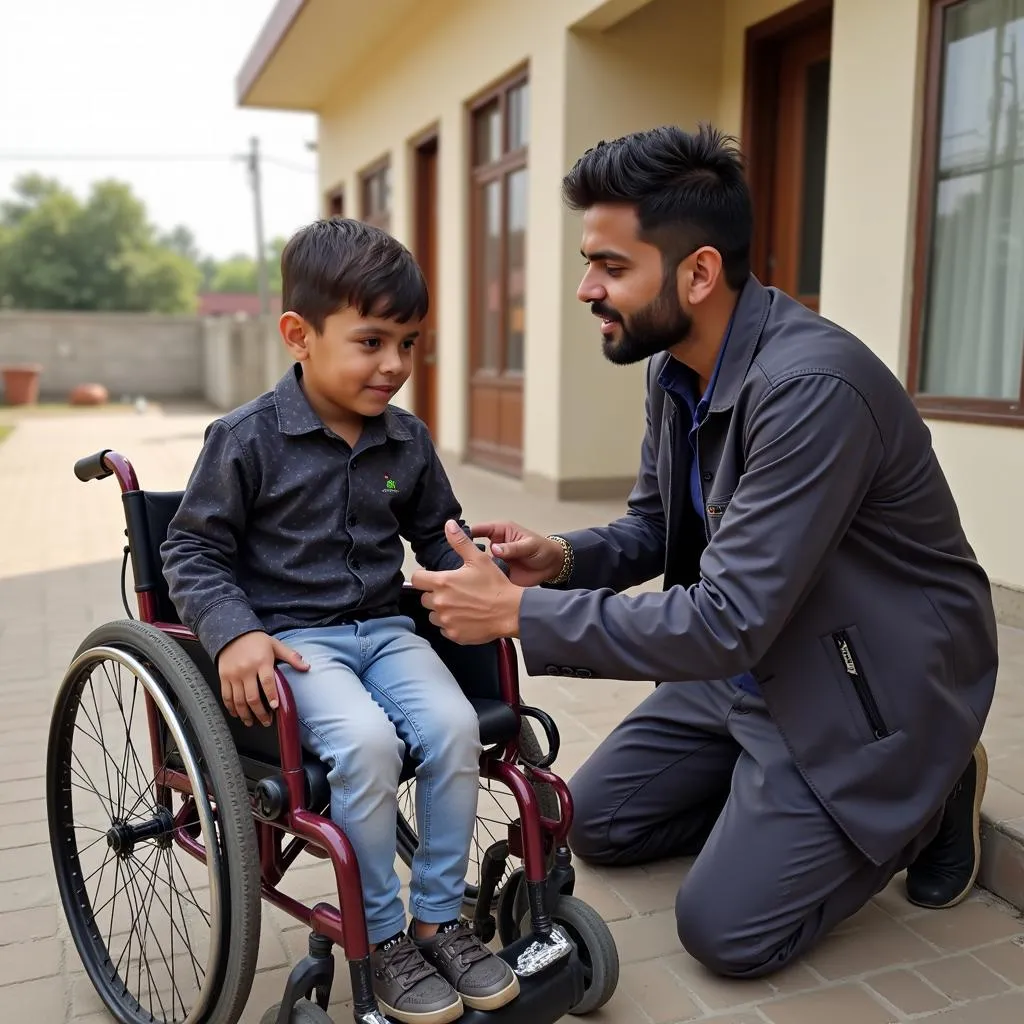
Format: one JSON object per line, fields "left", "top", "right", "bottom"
{"left": 907, "top": 0, "right": 1024, "bottom": 426}
{"left": 324, "top": 184, "right": 344, "bottom": 218}
{"left": 359, "top": 156, "right": 392, "bottom": 233}
{"left": 467, "top": 66, "right": 529, "bottom": 384}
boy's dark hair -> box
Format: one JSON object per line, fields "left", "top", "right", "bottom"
{"left": 280, "top": 218, "right": 428, "bottom": 330}
{"left": 562, "top": 123, "right": 752, "bottom": 291}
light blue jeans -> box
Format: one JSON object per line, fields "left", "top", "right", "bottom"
{"left": 275, "top": 615, "right": 483, "bottom": 944}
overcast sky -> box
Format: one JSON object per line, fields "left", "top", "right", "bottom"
{"left": 0, "top": 0, "right": 318, "bottom": 260}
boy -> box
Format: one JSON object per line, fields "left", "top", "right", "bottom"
{"left": 161, "top": 218, "right": 520, "bottom": 1024}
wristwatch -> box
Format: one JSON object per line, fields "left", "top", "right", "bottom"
{"left": 544, "top": 535, "right": 574, "bottom": 585}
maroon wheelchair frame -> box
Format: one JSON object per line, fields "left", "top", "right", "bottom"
{"left": 86, "top": 448, "right": 578, "bottom": 1009}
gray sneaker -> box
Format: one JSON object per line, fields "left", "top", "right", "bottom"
{"left": 371, "top": 932, "right": 464, "bottom": 1024}
{"left": 414, "top": 921, "right": 520, "bottom": 1011}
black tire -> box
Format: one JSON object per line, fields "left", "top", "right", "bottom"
{"left": 260, "top": 1001, "right": 334, "bottom": 1023}
{"left": 397, "top": 717, "right": 560, "bottom": 912}
{"left": 47, "top": 619, "right": 262, "bottom": 1024}
{"left": 517, "top": 895, "right": 619, "bottom": 1015}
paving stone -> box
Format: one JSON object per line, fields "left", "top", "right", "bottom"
{"left": 904, "top": 899, "right": 1024, "bottom": 953}
{"left": 0, "top": 936, "right": 62, "bottom": 985}
{"left": 620, "top": 959, "right": 702, "bottom": 1022}
{"left": 758, "top": 983, "right": 897, "bottom": 1023}
{"left": 916, "top": 953, "right": 1010, "bottom": 1001}
{"left": 974, "top": 937, "right": 1024, "bottom": 985}
{"left": 863, "top": 968, "right": 950, "bottom": 1015}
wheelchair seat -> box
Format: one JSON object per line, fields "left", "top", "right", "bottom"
{"left": 125, "top": 488, "right": 520, "bottom": 812}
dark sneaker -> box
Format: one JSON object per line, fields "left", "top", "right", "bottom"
{"left": 906, "top": 742, "right": 988, "bottom": 910}
{"left": 370, "top": 932, "right": 463, "bottom": 1024}
{"left": 414, "top": 920, "right": 520, "bottom": 1011}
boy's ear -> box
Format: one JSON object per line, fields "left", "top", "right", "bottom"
{"left": 279, "top": 311, "right": 313, "bottom": 360}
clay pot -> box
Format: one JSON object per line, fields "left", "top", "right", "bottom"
{"left": 69, "top": 383, "right": 109, "bottom": 407}
{"left": 1, "top": 364, "right": 43, "bottom": 406}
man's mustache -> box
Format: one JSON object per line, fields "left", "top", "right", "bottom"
{"left": 591, "top": 302, "right": 622, "bottom": 323}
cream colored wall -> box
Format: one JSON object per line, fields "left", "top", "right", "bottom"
{"left": 555, "top": 0, "right": 727, "bottom": 486}
{"left": 316, "top": 0, "right": 586, "bottom": 478}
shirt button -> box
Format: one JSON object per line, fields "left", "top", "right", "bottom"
{"left": 702, "top": 471, "right": 713, "bottom": 482}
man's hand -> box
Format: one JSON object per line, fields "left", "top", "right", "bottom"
{"left": 471, "top": 521, "right": 566, "bottom": 587}
{"left": 217, "top": 631, "right": 308, "bottom": 727}
{"left": 412, "top": 520, "right": 526, "bottom": 644}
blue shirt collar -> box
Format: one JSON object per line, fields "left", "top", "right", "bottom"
{"left": 657, "top": 312, "right": 736, "bottom": 417}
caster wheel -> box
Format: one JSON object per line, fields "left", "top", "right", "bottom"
{"left": 260, "top": 1000, "right": 334, "bottom": 1024}
{"left": 518, "top": 895, "right": 619, "bottom": 1015}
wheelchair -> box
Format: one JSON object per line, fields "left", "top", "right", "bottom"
{"left": 46, "top": 448, "right": 619, "bottom": 1024}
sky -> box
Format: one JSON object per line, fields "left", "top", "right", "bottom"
{"left": 0, "top": 0, "right": 318, "bottom": 261}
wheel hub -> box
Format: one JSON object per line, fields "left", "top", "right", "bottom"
{"left": 106, "top": 807, "right": 174, "bottom": 857}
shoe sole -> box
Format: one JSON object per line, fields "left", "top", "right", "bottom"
{"left": 907, "top": 742, "right": 988, "bottom": 911}
{"left": 376, "top": 996, "right": 465, "bottom": 1024}
{"left": 460, "top": 973, "right": 521, "bottom": 1011}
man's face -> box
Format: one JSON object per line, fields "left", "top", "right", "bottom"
{"left": 576, "top": 204, "right": 692, "bottom": 365}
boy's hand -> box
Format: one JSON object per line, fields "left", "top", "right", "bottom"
{"left": 217, "top": 631, "right": 308, "bottom": 727}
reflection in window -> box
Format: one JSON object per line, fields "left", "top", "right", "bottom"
{"left": 918, "top": 0, "right": 1024, "bottom": 400}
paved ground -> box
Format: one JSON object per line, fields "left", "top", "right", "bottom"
{"left": 2, "top": 404, "right": 1024, "bottom": 1024}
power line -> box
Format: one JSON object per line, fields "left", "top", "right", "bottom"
{"left": 0, "top": 151, "right": 316, "bottom": 173}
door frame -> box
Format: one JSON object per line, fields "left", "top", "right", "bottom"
{"left": 412, "top": 128, "right": 440, "bottom": 438}
{"left": 741, "top": 0, "right": 833, "bottom": 285}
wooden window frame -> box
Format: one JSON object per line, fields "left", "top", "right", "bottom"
{"left": 906, "top": 0, "right": 1024, "bottom": 427}
{"left": 324, "top": 184, "right": 345, "bottom": 218}
{"left": 467, "top": 67, "right": 529, "bottom": 387}
{"left": 360, "top": 155, "right": 392, "bottom": 233}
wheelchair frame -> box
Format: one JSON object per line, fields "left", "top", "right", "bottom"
{"left": 51, "top": 448, "right": 613, "bottom": 1024}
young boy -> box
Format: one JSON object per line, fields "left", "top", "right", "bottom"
{"left": 161, "top": 218, "right": 519, "bottom": 1024}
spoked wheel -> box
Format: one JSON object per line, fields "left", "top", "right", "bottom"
{"left": 47, "top": 619, "right": 261, "bottom": 1024}
{"left": 396, "top": 718, "right": 559, "bottom": 914}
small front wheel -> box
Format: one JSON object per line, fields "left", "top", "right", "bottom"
{"left": 260, "top": 1001, "right": 334, "bottom": 1024}
{"left": 517, "top": 895, "right": 619, "bottom": 1015}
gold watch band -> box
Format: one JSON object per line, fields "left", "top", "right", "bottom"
{"left": 545, "top": 535, "right": 574, "bottom": 585}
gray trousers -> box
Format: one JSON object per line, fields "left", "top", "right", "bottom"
{"left": 567, "top": 680, "right": 943, "bottom": 978}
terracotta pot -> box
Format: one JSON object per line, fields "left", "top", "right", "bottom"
{"left": 1, "top": 364, "right": 43, "bottom": 406}
{"left": 69, "top": 383, "right": 109, "bottom": 407}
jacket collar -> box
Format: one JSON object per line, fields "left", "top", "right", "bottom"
{"left": 274, "top": 362, "right": 412, "bottom": 441}
{"left": 707, "top": 275, "right": 771, "bottom": 413}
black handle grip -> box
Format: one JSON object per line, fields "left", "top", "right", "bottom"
{"left": 74, "top": 450, "right": 113, "bottom": 482}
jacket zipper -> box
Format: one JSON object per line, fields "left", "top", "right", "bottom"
{"left": 831, "top": 630, "right": 890, "bottom": 739}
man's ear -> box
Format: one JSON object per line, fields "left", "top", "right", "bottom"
{"left": 677, "top": 246, "right": 724, "bottom": 308}
{"left": 279, "top": 312, "right": 312, "bottom": 360}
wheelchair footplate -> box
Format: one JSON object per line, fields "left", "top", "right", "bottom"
{"left": 450, "top": 929, "right": 584, "bottom": 1024}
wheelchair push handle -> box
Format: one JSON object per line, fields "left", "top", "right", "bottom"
{"left": 74, "top": 450, "right": 114, "bottom": 482}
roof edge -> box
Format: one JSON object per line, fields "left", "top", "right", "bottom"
{"left": 235, "top": 0, "right": 309, "bottom": 106}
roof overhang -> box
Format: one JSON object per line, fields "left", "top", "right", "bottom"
{"left": 236, "top": 0, "right": 421, "bottom": 111}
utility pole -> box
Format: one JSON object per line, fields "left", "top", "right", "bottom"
{"left": 246, "top": 136, "right": 270, "bottom": 316}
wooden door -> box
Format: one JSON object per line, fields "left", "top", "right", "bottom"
{"left": 413, "top": 136, "right": 439, "bottom": 439}
{"left": 744, "top": 1, "right": 833, "bottom": 312}
{"left": 467, "top": 73, "right": 529, "bottom": 476}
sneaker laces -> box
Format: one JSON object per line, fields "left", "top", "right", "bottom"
{"left": 381, "top": 936, "right": 437, "bottom": 988}
{"left": 434, "top": 922, "right": 491, "bottom": 965}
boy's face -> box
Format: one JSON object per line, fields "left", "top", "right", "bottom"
{"left": 280, "top": 304, "right": 419, "bottom": 420}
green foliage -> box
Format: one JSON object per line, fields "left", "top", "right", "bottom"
{"left": 0, "top": 174, "right": 203, "bottom": 313}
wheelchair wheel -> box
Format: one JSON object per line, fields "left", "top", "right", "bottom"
{"left": 396, "top": 717, "right": 559, "bottom": 913}
{"left": 260, "top": 1000, "right": 334, "bottom": 1023}
{"left": 47, "top": 619, "right": 262, "bottom": 1024}
{"left": 517, "top": 895, "right": 619, "bottom": 1015}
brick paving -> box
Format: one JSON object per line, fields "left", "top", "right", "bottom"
{"left": 2, "top": 404, "right": 1024, "bottom": 1023}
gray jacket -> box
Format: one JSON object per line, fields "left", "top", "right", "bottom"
{"left": 518, "top": 276, "right": 998, "bottom": 866}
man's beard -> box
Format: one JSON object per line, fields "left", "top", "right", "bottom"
{"left": 593, "top": 274, "right": 693, "bottom": 366}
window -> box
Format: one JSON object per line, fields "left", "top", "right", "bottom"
{"left": 469, "top": 73, "right": 529, "bottom": 378}
{"left": 909, "top": 0, "right": 1024, "bottom": 423}
{"left": 360, "top": 158, "right": 392, "bottom": 232}
{"left": 325, "top": 186, "right": 344, "bottom": 218}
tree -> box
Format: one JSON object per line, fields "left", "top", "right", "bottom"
{"left": 208, "top": 236, "right": 286, "bottom": 295}
{"left": 0, "top": 174, "right": 200, "bottom": 313}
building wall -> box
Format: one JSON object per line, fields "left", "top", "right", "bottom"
{"left": 0, "top": 311, "right": 205, "bottom": 400}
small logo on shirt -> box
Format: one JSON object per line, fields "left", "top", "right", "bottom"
{"left": 383, "top": 473, "right": 399, "bottom": 494}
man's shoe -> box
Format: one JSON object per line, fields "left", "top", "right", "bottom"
{"left": 414, "top": 920, "right": 520, "bottom": 1011}
{"left": 905, "top": 742, "right": 988, "bottom": 910}
{"left": 370, "top": 932, "right": 464, "bottom": 1024}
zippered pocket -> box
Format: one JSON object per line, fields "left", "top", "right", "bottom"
{"left": 831, "top": 630, "right": 890, "bottom": 740}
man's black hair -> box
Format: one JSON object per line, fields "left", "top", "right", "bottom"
{"left": 280, "top": 218, "right": 428, "bottom": 331}
{"left": 562, "top": 123, "right": 752, "bottom": 291}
